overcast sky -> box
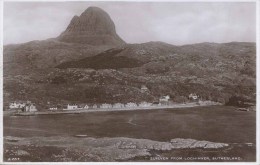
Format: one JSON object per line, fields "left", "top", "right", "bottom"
{"left": 4, "top": 1, "right": 256, "bottom": 45}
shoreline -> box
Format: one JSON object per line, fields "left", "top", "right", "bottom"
{"left": 3, "top": 136, "right": 234, "bottom": 162}
{"left": 10, "top": 102, "right": 222, "bottom": 116}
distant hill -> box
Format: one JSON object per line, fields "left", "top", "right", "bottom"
{"left": 3, "top": 7, "right": 256, "bottom": 109}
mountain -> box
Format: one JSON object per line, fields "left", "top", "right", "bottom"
{"left": 3, "top": 7, "right": 256, "bottom": 109}
{"left": 4, "top": 7, "right": 125, "bottom": 76}
{"left": 57, "top": 7, "right": 125, "bottom": 45}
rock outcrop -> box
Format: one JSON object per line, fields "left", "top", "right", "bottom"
{"left": 5, "top": 136, "right": 229, "bottom": 161}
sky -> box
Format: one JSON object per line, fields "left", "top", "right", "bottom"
{"left": 3, "top": 1, "right": 256, "bottom": 45}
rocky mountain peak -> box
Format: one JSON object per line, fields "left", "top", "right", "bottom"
{"left": 57, "top": 6, "right": 125, "bottom": 46}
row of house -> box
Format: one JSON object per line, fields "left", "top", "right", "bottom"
{"left": 140, "top": 85, "right": 199, "bottom": 101}
{"left": 9, "top": 101, "right": 37, "bottom": 112}
{"left": 49, "top": 101, "right": 165, "bottom": 111}
{"left": 23, "top": 103, "right": 37, "bottom": 112}
{"left": 9, "top": 101, "right": 26, "bottom": 109}
{"left": 9, "top": 93, "right": 199, "bottom": 112}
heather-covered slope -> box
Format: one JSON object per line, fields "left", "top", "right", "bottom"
{"left": 4, "top": 41, "right": 255, "bottom": 109}
{"left": 3, "top": 6, "right": 256, "bottom": 109}
{"left": 49, "top": 41, "right": 255, "bottom": 104}
{"left": 3, "top": 39, "right": 111, "bottom": 76}
{"left": 56, "top": 48, "right": 144, "bottom": 69}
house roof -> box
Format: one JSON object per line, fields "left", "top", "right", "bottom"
{"left": 141, "top": 85, "right": 148, "bottom": 89}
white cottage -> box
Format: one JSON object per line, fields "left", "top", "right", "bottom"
{"left": 125, "top": 102, "right": 138, "bottom": 108}
{"left": 24, "top": 103, "right": 37, "bottom": 112}
{"left": 64, "top": 104, "right": 78, "bottom": 110}
{"left": 92, "top": 104, "right": 98, "bottom": 109}
{"left": 139, "top": 102, "right": 152, "bottom": 107}
{"left": 113, "top": 103, "right": 125, "bottom": 109}
{"left": 83, "top": 104, "right": 89, "bottom": 109}
{"left": 159, "top": 95, "right": 170, "bottom": 102}
{"left": 189, "top": 93, "right": 198, "bottom": 100}
{"left": 141, "top": 85, "right": 149, "bottom": 93}
{"left": 100, "top": 103, "right": 112, "bottom": 109}
{"left": 9, "top": 101, "right": 26, "bottom": 109}
{"left": 49, "top": 107, "right": 58, "bottom": 111}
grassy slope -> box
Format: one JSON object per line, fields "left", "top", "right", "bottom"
{"left": 3, "top": 42, "right": 256, "bottom": 108}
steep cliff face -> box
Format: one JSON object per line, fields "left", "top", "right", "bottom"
{"left": 57, "top": 7, "right": 125, "bottom": 45}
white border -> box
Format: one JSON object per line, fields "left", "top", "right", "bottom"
{"left": 1, "top": 0, "right": 259, "bottom": 165}
{"left": 0, "top": 0, "right": 4, "bottom": 163}
{"left": 1, "top": 0, "right": 258, "bottom": 2}
{"left": 256, "top": 0, "right": 259, "bottom": 164}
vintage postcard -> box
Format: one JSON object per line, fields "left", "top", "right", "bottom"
{"left": 1, "top": 0, "right": 258, "bottom": 163}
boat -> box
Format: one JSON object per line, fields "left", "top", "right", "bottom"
{"left": 236, "top": 108, "right": 249, "bottom": 112}
{"left": 74, "top": 135, "right": 88, "bottom": 138}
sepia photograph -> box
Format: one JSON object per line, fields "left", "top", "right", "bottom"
{"left": 1, "top": 0, "right": 258, "bottom": 163}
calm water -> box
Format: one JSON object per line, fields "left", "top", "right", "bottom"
{"left": 4, "top": 106, "right": 256, "bottom": 143}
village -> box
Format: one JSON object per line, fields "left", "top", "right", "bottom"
{"left": 7, "top": 91, "right": 214, "bottom": 114}
{"left": 6, "top": 81, "right": 218, "bottom": 113}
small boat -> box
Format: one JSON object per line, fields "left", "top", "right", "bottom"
{"left": 74, "top": 134, "right": 88, "bottom": 138}
{"left": 236, "top": 108, "right": 249, "bottom": 112}
{"left": 245, "top": 143, "right": 253, "bottom": 147}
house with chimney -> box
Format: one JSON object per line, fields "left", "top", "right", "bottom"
{"left": 152, "top": 102, "right": 161, "bottom": 106}
{"left": 9, "top": 101, "right": 26, "bottom": 109}
{"left": 64, "top": 104, "right": 78, "bottom": 110}
{"left": 141, "top": 85, "right": 149, "bottom": 93}
{"left": 139, "top": 102, "right": 152, "bottom": 107}
{"left": 159, "top": 95, "right": 170, "bottom": 105}
{"left": 189, "top": 93, "right": 199, "bottom": 100}
{"left": 77, "top": 104, "right": 90, "bottom": 110}
{"left": 125, "top": 102, "right": 138, "bottom": 108}
{"left": 92, "top": 104, "right": 98, "bottom": 109}
{"left": 159, "top": 95, "right": 170, "bottom": 102}
{"left": 83, "top": 104, "right": 89, "bottom": 109}
{"left": 100, "top": 103, "right": 112, "bottom": 109}
{"left": 49, "top": 107, "right": 58, "bottom": 111}
{"left": 113, "top": 103, "right": 125, "bottom": 109}
{"left": 23, "top": 103, "right": 37, "bottom": 112}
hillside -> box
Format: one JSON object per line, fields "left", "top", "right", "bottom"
{"left": 56, "top": 48, "right": 144, "bottom": 69}
{"left": 3, "top": 7, "right": 256, "bottom": 109}
{"left": 4, "top": 41, "right": 256, "bottom": 109}
{"left": 3, "top": 39, "right": 112, "bottom": 76}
